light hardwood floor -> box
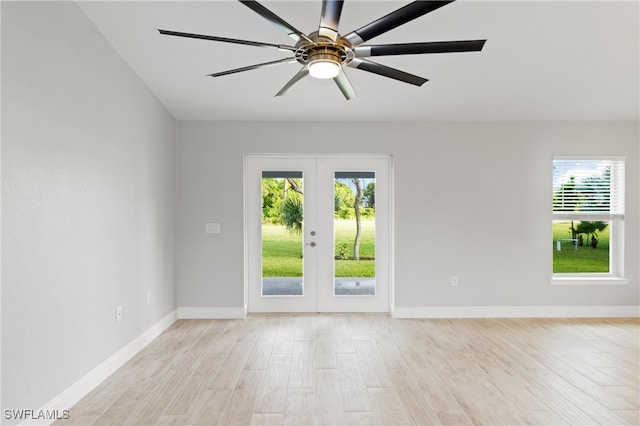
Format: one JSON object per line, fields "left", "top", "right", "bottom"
{"left": 58, "top": 315, "right": 639, "bottom": 425}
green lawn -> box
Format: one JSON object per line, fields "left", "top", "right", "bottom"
{"left": 262, "top": 219, "right": 375, "bottom": 277}
{"left": 264, "top": 220, "right": 608, "bottom": 276}
{"left": 553, "top": 221, "right": 609, "bottom": 273}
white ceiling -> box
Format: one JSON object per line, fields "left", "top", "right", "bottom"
{"left": 77, "top": 1, "right": 639, "bottom": 122}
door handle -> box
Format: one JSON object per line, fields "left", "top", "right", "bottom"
{"left": 305, "top": 242, "right": 316, "bottom": 247}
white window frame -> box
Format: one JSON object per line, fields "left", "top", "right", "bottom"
{"left": 550, "top": 156, "right": 629, "bottom": 286}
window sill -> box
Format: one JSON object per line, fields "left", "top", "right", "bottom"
{"left": 550, "top": 277, "right": 630, "bottom": 286}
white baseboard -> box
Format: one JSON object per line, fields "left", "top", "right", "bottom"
{"left": 177, "top": 306, "right": 247, "bottom": 319}
{"left": 392, "top": 305, "right": 640, "bottom": 319}
{"left": 26, "top": 310, "right": 177, "bottom": 425}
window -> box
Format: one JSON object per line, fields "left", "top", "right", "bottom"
{"left": 552, "top": 157, "right": 627, "bottom": 284}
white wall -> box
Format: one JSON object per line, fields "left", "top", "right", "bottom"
{"left": 177, "top": 121, "right": 638, "bottom": 312}
{"left": 2, "top": 1, "right": 176, "bottom": 415}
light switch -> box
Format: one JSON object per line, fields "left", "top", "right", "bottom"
{"left": 206, "top": 223, "right": 221, "bottom": 234}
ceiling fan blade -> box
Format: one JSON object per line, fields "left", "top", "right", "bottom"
{"left": 207, "top": 57, "right": 297, "bottom": 77}
{"left": 275, "top": 68, "right": 309, "bottom": 96}
{"left": 355, "top": 39, "right": 487, "bottom": 58}
{"left": 239, "top": 0, "right": 313, "bottom": 44}
{"left": 333, "top": 68, "right": 357, "bottom": 100}
{"left": 318, "top": 0, "right": 344, "bottom": 42}
{"left": 158, "top": 29, "right": 296, "bottom": 52}
{"left": 344, "top": 1, "right": 454, "bottom": 47}
{"left": 348, "top": 58, "right": 427, "bottom": 86}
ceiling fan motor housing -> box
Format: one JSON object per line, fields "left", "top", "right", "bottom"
{"left": 294, "top": 32, "right": 353, "bottom": 69}
{"left": 308, "top": 46, "right": 342, "bottom": 67}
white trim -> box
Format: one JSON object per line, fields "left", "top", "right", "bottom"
{"left": 177, "top": 307, "right": 247, "bottom": 319}
{"left": 388, "top": 158, "right": 395, "bottom": 315}
{"left": 26, "top": 310, "right": 177, "bottom": 425}
{"left": 553, "top": 155, "right": 626, "bottom": 161}
{"left": 550, "top": 277, "right": 630, "bottom": 286}
{"left": 391, "top": 305, "right": 640, "bottom": 319}
{"left": 244, "top": 153, "right": 393, "bottom": 160}
{"left": 243, "top": 155, "right": 250, "bottom": 316}
{"left": 552, "top": 213, "right": 624, "bottom": 221}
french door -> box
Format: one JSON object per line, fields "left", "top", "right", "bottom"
{"left": 245, "top": 155, "right": 391, "bottom": 313}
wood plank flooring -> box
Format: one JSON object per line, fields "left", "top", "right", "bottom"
{"left": 58, "top": 315, "right": 639, "bottom": 425}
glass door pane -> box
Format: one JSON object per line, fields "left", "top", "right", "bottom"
{"left": 333, "top": 172, "right": 376, "bottom": 296}
{"left": 261, "top": 171, "right": 304, "bottom": 296}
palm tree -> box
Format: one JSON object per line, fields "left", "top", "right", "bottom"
{"left": 281, "top": 197, "right": 303, "bottom": 235}
{"left": 575, "top": 221, "right": 608, "bottom": 248}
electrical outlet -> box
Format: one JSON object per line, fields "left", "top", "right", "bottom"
{"left": 116, "top": 306, "right": 123, "bottom": 322}
{"left": 146, "top": 291, "right": 151, "bottom": 306}
{"left": 451, "top": 276, "right": 459, "bottom": 287}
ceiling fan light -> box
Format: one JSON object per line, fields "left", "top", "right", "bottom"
{"left": 309, "top": 60, "right": 341, "bottom": 79}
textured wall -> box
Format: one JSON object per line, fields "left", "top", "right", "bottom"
{"left": 176, "top": 121, "right": 638, "bottom": 310}
{"left": 2, "top": 1, "right": 176, "bottom": 414}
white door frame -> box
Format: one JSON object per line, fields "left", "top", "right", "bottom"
{"left": 244, "top": 153, "right": 394, "bottom": 313}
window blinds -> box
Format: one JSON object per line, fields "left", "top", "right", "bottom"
{"left": 552, "top": 158, "right": 625, "bottom": 218}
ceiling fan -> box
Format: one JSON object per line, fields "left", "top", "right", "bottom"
{"left": 159, "top": 0, "right": 486, "bottom": 100}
